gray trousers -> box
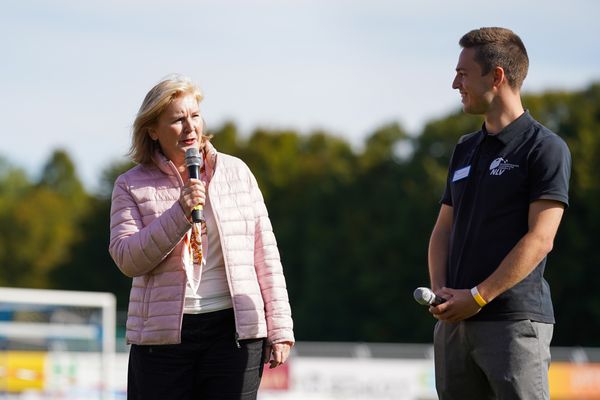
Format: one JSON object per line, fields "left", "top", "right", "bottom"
{"left": 434, "top": 319, "right": 553, "bottom": 400}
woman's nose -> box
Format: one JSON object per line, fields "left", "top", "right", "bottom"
{"left": 183, "top": 117, "right": 196, "bottom": 131}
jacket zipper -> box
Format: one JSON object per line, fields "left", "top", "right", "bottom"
{"left": 170, "top": 159, "right": 195, "bottom": 343}
{"left": 208, "top": 163, "right": 241, "bottom": 348}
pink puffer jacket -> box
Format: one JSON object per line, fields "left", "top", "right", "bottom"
{"left": 109, "top": 146, "right": 294, "bottom": 346}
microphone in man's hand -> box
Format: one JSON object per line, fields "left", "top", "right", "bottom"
{"left": 413, "top": 287, "right": 446, "bottom": 306}
{"left": 184, "top": 148, "right": 204, "bottom": 223}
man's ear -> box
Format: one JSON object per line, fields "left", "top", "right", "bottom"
{"left": 493, "top": 66, "right": 506, "bottom": 88}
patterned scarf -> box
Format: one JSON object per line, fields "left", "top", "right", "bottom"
{"left": 187, "top": 140, "right": 218, "bottom": 267}
{"left": 189, "top": 222, "right": 206, "bottom": 264}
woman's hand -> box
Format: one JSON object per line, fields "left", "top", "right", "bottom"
{"left": 263, "top": 341, "right": 293, "bottom": 369}
{"left": 178, "top": 178, "right": 206, "bottom": 218}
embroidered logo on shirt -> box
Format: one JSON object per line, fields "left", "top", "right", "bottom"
{"left": 489, "top": 158, "right": 519, "bottom": 176}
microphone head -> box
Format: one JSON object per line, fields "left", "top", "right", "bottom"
{"left": 413, "top": 287, "right": 435, "bottom": 305}
{"left": 185, "top": 147, "right": 202, "bottom": 167}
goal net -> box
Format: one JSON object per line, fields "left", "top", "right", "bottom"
{"left": 0, "top": 287, "right": 116, "bottom": 399}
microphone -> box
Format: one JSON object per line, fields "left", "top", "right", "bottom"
{"left": 413, "top": 287, "right": 446, "bottom": 306}
{"left": 184, "top": 148, "right": 204, "bottom": 223}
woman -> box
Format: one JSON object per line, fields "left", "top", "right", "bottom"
{"left": 109, "top": 74, "right": 294, "bottom": 400}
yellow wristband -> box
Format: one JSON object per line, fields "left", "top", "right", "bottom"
{"left": 470, "top": 286, "right": 487, "bottom": 307}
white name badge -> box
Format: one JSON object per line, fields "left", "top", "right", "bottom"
{"left": 452, "top": 165, "right": 471, "bottom": 182}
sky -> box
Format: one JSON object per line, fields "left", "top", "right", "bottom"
{"left": 2, "top": 0, "right": 599, "bottom": 191}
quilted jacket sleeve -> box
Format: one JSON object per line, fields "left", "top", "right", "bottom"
{"left": 109, "top": 173, "right": 192, "bottom": 277}
{"left": 249, "top": 169, "right": 295, "bottom": 345}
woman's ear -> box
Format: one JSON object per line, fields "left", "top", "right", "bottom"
{"left": 148, "top": 128, "right": 158, "bottom": 141}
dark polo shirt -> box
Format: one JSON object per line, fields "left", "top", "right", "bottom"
{"left": 441, "top": 111, "right": 571, "bottom": 322}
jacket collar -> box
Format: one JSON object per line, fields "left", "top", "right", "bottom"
{"left": 203, "top": 140, "right": 218, "bottom": 179}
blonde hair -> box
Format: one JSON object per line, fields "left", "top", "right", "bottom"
{"left": 129, "top": 74, "right": 205, "bottom": 164}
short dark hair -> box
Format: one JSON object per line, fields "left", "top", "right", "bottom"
{"left": 459, "top": 27, "right": 529, "bottom": 89}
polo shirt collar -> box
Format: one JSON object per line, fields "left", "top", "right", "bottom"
{"left": 482, "top": 111, "right": 533, "bottom": 145}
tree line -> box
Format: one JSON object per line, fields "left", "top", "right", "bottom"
{"left": 1, "top": 83, "right": 599, "bottom": 346}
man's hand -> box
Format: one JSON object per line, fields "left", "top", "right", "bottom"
{"left": 429, "top": 287, "right": 481, "bottom": 322}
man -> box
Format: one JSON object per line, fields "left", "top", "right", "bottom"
{"left": 428, "top": 27, "right": 571, "bottom": 399}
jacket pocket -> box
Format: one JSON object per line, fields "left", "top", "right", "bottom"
{"left": 142, "top": 275, "right": 154, "bottom": 321}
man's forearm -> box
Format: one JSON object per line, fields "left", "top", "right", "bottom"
{"left": 477, "top": 231, "right": 553, "bottom": 302}
{"left": 428, "top": 230, "right": 450, "bottom": 291}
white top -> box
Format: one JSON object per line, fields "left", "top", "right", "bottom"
{"left": 183, "top": 194, "right": 233, "bottom": 314}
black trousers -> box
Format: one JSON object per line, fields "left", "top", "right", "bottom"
{"left": 127, "top": 309, "right": 265, "bottom": 400}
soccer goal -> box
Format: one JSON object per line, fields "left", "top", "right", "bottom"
{"left": 0, "top": 287, "right": 116, "bottom": 399}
